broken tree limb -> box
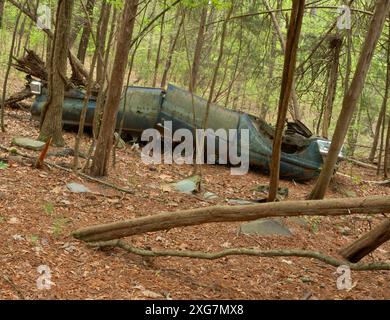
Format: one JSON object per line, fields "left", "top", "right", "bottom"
{"left": 339, "top": 218, "right": 390, "bottom": 263}
{"left": 88, "top": 240, "right": 390, "bottom": 271}
{"left": 73, "top": 196, "right": 390, "bottom": 242}
{"left": 1, "top": 86, "right": 33, "bottom": 108}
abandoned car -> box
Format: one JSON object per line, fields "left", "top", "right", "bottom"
{"left": 31, "top": 83, "right": 344, "bottom": 180}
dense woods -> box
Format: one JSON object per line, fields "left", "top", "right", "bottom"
{"left": 0, "top": 0, "right": 389, "bottom": 300}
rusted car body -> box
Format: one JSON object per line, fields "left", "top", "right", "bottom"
{"left": 31, "top": 83, "right": 343, "bottom": 180}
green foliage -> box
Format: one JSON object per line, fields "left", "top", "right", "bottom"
{"left": 52, "top": 217, "right": 71, "bottom": 238}
{"left": 0, "top": 161, "right": 8, "bottom": 170}
{"left": 43, "top": 202, "right": 55, "bottom": 216}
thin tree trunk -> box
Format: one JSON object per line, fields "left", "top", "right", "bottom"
{"left": 262, "top": 0, "right": 302, "bottom": 121}
{"left": 0, "top": 0, "right": 4, "bottom": 29}
{"left": 15, "top": 15, "right": 26, "bottom": 57}
{"left": 268, "top": 0, "right": 305, "bottom": 202}
{"left": 189, "top": 6, "right": 208, "bottom": 93}
{"left": 152, "top": 0, "right": 166, "bottom": 87}
{"left": 90, "top": 0, "right": 138, "bottom": 177}
{"left": 309, "top": 0, "right": 390, "bottom": 200}
{"left": 96, "top": 1, "right": 111, "bottom": 85}
{"left": 0, "top": 3, "right": 23, "bottom": 132}
{"left": 73, "top": 195, "right": 390, "bottom": 242}
{"left": 160, "top": 8, "right": 184, "bottom": 88}
{"left": 202, "top": 4, "right": 233, "bottom": 129}
{"left": 77, "top": 0, "right": 96, "bottom": 64}
{"left": 322, "top": 36, "right": 342, "bottom": 138}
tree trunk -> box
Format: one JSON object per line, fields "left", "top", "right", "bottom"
{"left": 73, "top": 195, "right": 390, "bottom": 242}
{"left": 322, "top": 36, "right": 343, "bottom": 139}
{"left": 189, "top": 5, "right": 208, "bottom": 93}
{"left": 38, "top": 0, "right": 74, "bottom": 147}
{"left": 340, "top": 219, "right": 390, "bottom": 263}
{"left": 160, "top": 8, "right": 184, "bottom": 88}
{"left": 0, "top": 0, "right": 4, "bottom": 29}
{"left": 77, "top": 0, "right": 96, "bottom": 64}
{"left": 90, "top": 0, "right": 138, "bottom": 177}
{"left": 152, "top": 0, "right": 166, "bottom": 87}
{"left": 0, "top": 4, "right": 23, "bottom": 132}
{"left": 96, "top": 1, "right": 111, "bottom": 85}
{"left": 268, "top": 0, "right": 305, "bottom": 202}
{"left": 262, "top": 0, "right": 302, "bottom": 121}
{"left": 309, "top": 0, "right": 390, "bottom": 200}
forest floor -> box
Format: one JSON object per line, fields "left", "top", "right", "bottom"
{"left": 0, "top": 89, "right": 389, "bottom": 299}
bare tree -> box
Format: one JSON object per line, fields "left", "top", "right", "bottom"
{"left": 90, "top": 0, "right": 139, "bottom": 177}
{"left": 309, "top": 0, "right": 390, "bottom": 200}
{"left": 322, "top": 36, "right": 343, "bottom": 138}
{"left": 77, "top": 0, "right": 96, "bottom": 64}
{"left": 0, "top": 0, "right": 4, "bottom": 29}
{"left": 268, "top": 0, "right": 306, "bottom": 202}
{"left": 189, "top": 5, "right": 208, "bottom": 93}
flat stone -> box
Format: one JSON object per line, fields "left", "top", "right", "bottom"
{"left": 239, "top": 219, "right": 293, "bottom": 237}
{"left": 288, "top": 216, "right": 309, "bottom": 227}
{"left": 228, "top": 198, "right": 258, "bottom": 205}
{"left": 203, "top": 191, "right": 219, "bottom": 200}
{"left": 172, "top": 175, "right": 201, "bottom": 194}
{"left": 66, "top": 182, "right": 91, "bottom": 193}
{"left": 11, "top": 137, "right": 46, "bottom": 151}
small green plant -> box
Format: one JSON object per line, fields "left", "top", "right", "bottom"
{"left": 52, "top": 217, "right": 70, "bottom": 238}
{"left": 0, "top": 216, "right": 4, "bottom": 224}
{"left": 30, "top": 235, "right": 39, "bottom": 244}
{"left": 43, "top": 202, "right": 55, "bottom": 216}
{"left": 308, "top": 217, "right": 322, "bottom": 233}
{"left": 0, "top": 161, "right": 8, "bottom": 170}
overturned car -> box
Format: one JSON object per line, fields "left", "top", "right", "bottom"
{"left": 31, "top": 83, "right": 344, "bottom": 180}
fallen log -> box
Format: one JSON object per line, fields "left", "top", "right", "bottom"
{"left": 2, "top": 87, "right": 33, "bottom": 108}
{"left": 73, "top": 196, "right": 390, "bottom": 242}
{"left": 347, "top": 157, "right": 378, "bottom": 170}
{"left": 339, "top": 218, "right": 390, "bottom": 263}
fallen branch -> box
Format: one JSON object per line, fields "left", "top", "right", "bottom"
{"left": 88, "top": 240, "right": 390, "bottom": 271}
{"left": 347, "top": 157, "right": 378, "bottom": 170}
{"left": 340, "top": 218, "right": 390, "bottom": 263}
{"left": 73, "top": 195, "right": 390, "bottom": 242}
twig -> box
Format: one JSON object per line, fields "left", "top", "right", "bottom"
{"left": 88, "top": 240, "right": 390, "bottom": 271}
{"left": 2, "top": 275, "right": 25, "bottom": 300}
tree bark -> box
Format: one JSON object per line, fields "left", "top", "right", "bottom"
{"left": 268, "top": 0, "right": 305, "bottom": 202}
{"left": 90, "top": 0, "right": 138, "bottom": 177}
{"left": 39, "top": 0, "right": 74, "bottom": 147}
{"left": 76, "top": 0, "right": 96, "bottom": 64}
{"left": 73, "top": 195, "right": 390, "bottom": 242}
{"left": 340, "top": 219, "right": 390, "bottom": 263}
{"left": 189, "top": 5, "right": 208, "bottom": 93}
{"left": 322, "top": 36, "right": 343, "bottom": 139}
{"left": 309, "top": 0, "right": 390, "bottom": 200}
{"left": 152, "top": 0, "right": 166, "bottom": 87}
{"left": 0, "top": 3, "right": 23, "bottom": 132}
{"left": 160, "top": 8, "right": 184, "bottom": 88}
{"left": 96, "top": 1, "right": 111, "bottom": 86}
{"left": 262, "top": 0, "right": 302, "bottom": 121}
{"left": 0, "top": 0, "right": 4, "bottom": 29}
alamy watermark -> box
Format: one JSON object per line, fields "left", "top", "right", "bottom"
{"left": 336, "top": 265, "right": 353, "bottom": 290}
{"left": 36, "top": 265, "right": 53, "bottom": 290}
{"left": 140, "top": 121, "right": 250, "bottom": 175}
